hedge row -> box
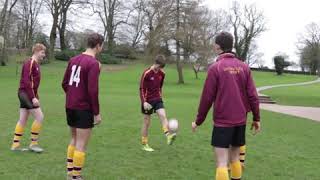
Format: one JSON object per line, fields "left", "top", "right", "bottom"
{"left": 55, "top": 50, "right": 122, "bottom": 64}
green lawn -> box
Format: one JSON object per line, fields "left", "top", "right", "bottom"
{"left": 262, "top": 83, "right": 320, "bottom": 107}
{"left": 0, "top": 60, "right": 319, "bottom": 179}
{"left": 252, "top": 71, "right": 317, "bottom": 87}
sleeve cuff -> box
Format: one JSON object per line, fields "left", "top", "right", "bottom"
{"left": 29, "top": 93, "right": 35, "bottom": 100}
{"left": 195, "top": 121, "right": 201, "bottom": 126}
{"left": 93, "top": 109, "right": 99, "bottom": 116}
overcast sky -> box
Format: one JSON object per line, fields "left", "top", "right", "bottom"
{"left": 204, "top": 0, "right": 320, "bottom": 67}
{"left": 39, "top": 0, "right": 320, "bottom": 67}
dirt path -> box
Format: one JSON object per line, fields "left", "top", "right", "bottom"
{"left": 260, "top": 104, "right": 320, "bottom": 122}
{"left": 257, "top": 78, "right": 320, "bottom": 122}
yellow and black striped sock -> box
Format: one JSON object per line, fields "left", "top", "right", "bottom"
{"left": 240, "top": 145, "right": 246, "bottom": 165}
{"left": 231, "top": 161, "right": 242, "bottom": 180}
{"left": 216, "top": 167, "right": 229, "bottom": 180}
{"left": 162, "top": 126, "right": 169, "bottom": 136}
{"left": 12, "top": 123, "right": 24, "bottom": 148}
{"left": 73, "top": 150, "right": 85, "bottom": 179}
{"left": 141, "top": 136, "right": 148, "bottom": 145}
{"left": 67, "top": 145, "right": 76, "bottom": 176}
{"left": 30, "top": 121, "right": 42, "bottom": 146}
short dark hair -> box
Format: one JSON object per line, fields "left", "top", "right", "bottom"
{"left": 87, "top": 33, "right": 104, "bottom": 49}
{"left": 154, "top": 54, "right": 166, "bottom": 68}
{"left": 215, "top": 32, "right": 234, "bottom": 52}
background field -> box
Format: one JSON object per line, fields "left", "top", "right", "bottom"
{"left": 0, "top": 60, "right": 319, "bottom": 180}
{"left": 262, "top": 83, "right": 320, "bottom": 107}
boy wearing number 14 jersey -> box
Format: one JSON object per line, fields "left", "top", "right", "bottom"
{"left": 62, "top": 33, "right": 104, "bottom": 180}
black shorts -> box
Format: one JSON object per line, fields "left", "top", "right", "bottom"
{"left": 141, "top": 100, "right": 164, "bottom": 115}
{"left": 18, "top": 91, "right": 39, "bottom": 109}
{"left": 211, "top": 125, "right": 246, "bottom": 148}
{"left": 66, "top": 109, "right": 94, "bottom": 129}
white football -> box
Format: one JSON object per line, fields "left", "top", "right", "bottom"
{"left": 168, "top": 119, "right": 179, "bottom": 132}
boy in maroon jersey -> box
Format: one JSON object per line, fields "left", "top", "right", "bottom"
{"left": 139, "top": 55, "right": 176, "bottom": 152}
{"left": 11, "top": 43, "right": 46, "bottom": 153}
{"left": 191, "top": 32, "right": 261, "bottom": 180}
{"left": 62, "top": 33, "right": 103, "bottom": 180}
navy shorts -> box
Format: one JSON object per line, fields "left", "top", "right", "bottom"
{"left": 141, "top": 100, "right": 164, "bottom": 115}
{"left": 211, "top": 125, "right": 246, "bottom": 148}
{"left": 18, "top": 91, "right": 39, "bottom": 109}
{"left": 66, "top": 109, "right": 94, "bottom": 129}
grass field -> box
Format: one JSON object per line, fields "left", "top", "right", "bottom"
{"left": 252, "top": 71, "right": 317, "bottom": 87}
{"left": 0, "top": 60, "right": 320, "bottom": 180}
{"left": 262, "top": 82, "right": 320, "bottom": 107}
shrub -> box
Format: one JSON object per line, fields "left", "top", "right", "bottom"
{"left": 99, "top": 53, "right": 122, "bottom": 64}
{"left": 55, "top": 50, "right": 123, "bottom": 64}
{"left": 113, "top": 44, "right": 137, "bottom": 60}
{"left": 54, "top": 50, "right": 81, "bottom": 61}
{"left": 273, "top": 55, "right": 291, "bottom": 75}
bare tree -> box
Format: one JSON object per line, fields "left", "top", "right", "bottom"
{"left": 298, "top": 22, "right": 320, "bottom": 75}
{"left": 181, "top": 6, "right": 228, "bottom": 78}
{"left": 65, "top": 29, "right": 95, "bottom": 50}
{"left": 229, "top": 1, "right": 266, "bottom": 62}
{"left": 141, "top": 0, "right": 174, "bottom": 58}
{"left": 175, "top": 0, "right": 183, "bottom": 83}
{"left": 194, "top": 8, "right": 229, "bottom": 61}
{"left": 92, "top": 0, "right": 132, "bottom": 54}
{"left": 58, "top": 0, "right": 72, "bottom": 50}
{"left": 120, "top": 0, "right": 146, "bottom": 48}
{"left": 16, "top": 0, "right": 43, "bottom": 49}
{"left": 44, "top": 0, "right": 62, "bottom": 60}
{"left": 58, "top": 0, "right": 92, "bottom": 50}
{"left": 137, "top": 0, "right": 182, "bottom": 82}
{"left": 0, "top": 0, "right": 18, "bottom": 65}
{"left": 172, "top": 0, "right": 229, "bottom": 82}
{"left": 246, "top": 41, "right": 264, "bottom": 66}
{"left": 180, "top": 1, "right": 203, "bottom": 63}
{"left": 0, "top": 0, "right": 18, "bottom": 34}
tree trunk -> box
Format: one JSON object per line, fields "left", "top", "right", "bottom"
{"left": 27, "top": 24, "right": 33, "bottom": 50}
{"left": 23, "top": 18, "right": 29, "bottom": 48}
{"left": 107, "top": 28, "right": 114, "bottom": 54}
{"left": 192, "top": 64, "right": 199, "bottom": 79}
{"left": 26, "top": 17, "right": 33, "bottom": 49}
{"left": 0, "top": 0, "right": 9, "bottom": 34}
{"left": 313, "top": 65, "right": 317, "bottom": 75}
{"left": 49, "top": 13, "right": 59, "bottom": 60}
{"left": 16, "top": 24, "right": 21, "bottom": 50}
{"left": 146, "top": 30, "right": 157, "bottom": 62}
{"left": 59, "top": 10, "right": 68, "bottom": 50}
{"left": 318, "top": 65, "right": 320, "bottom": 77}
{"left": 105, "top": 0, "right": 116, "bottom": 55}
{"left": 0, "top": 0, "right": 9, "bottom": 66}
{"left": 241, "top": 39, "right": 251, "bottom": 61}
{"left": 0, "top": 0, "right": 18, "bottom": 66}
{"left": 0, "top": 37, "right": 8, "bottom": 66}
{"left": 176, "top": 0, "right": 184, "bottom": 84}
{"left": 176, "top": 44, "right": 184, "bottom": 83}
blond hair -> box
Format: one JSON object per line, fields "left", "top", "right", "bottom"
{"left": 32, "top": 43, "right": 46, "bottom": 54}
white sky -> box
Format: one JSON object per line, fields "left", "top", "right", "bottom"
{"left": 39, "top": 0, "right": 320, "bottom": 67}
{"left": 204, "top": 0, "right": 320, "bottom": 67}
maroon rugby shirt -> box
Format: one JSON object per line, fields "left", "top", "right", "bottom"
{"left": 18, "top": 58, "right": 41, "bottom": 100}
{"left": 139, "top": 67, "right": 165, "bottom": 103}
{"left": 62, "top": 54, "right": 101, "bottom": 115}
